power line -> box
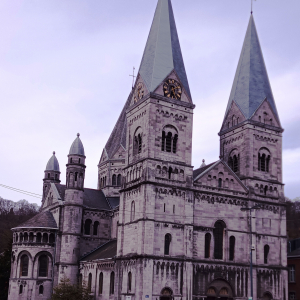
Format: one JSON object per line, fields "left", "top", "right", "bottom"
{"left": 0, "top": 184, "right": 42, "bottom": 199}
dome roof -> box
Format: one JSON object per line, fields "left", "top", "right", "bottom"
{"left": 69, "top": 133, "right": 85, "bottom": 156}
{"left": 45, "top": 152, "right": 60, "bottom": 172}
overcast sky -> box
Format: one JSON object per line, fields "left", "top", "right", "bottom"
{"left": 0, "top": 0, "right": 299, "bottom": 204}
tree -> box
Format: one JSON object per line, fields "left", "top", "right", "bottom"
{"left": 50, "top": 276, "right": 91, "bottom": 300}
{"left": 0, "top": 240, "right": 12, "bottom": 300}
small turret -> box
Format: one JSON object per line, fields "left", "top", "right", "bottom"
{"left": 66, "top": 133, "right": 86, "bottom": 191}
{"left": 43, "top": 151, "right": 60, "bottom": 200}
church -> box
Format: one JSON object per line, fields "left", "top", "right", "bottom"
{"left": 8, "top": 0, "right": 288, "bottom": 299}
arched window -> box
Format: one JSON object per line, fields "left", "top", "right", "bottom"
{"left": 166, "top": 132, "right": 172, "bottom": 152}
{"left": 70, "top": 158, "right": 73, "bottom": 163}
{"left": 112, "top": 174, "right": 116, "bottom": 186}
{"left": 128, "top": 272, "right": 132, "bottom": 292}
{"left": 233, "top": 155, "right": 239, "bottom": 172}
{"left": 48, "top": 173, "right": 50, "bottom": 179}
{"left": 164, "top": 234, "right": 171, "bottom": 255}
{"left": 36, "top": 233, "right": 41, "bottom": 243}
{"left": 99, "top": 272, "right": 103, "bottom": 295}
{"left": 168, "top": 167, "right": 173, "bottom": 180}
{"left": 258, "top": 148, "right": 271, "bottom": 172}
{"left": 38, "top": 255, "right": 48, "bottom": 277}
{"left": 79, "top": 158, "right": 81, "bottom": 164}
{"left": 49, "top": 233, "right": 55, "bottom": 243}
{"left": 15, "top": 233, "right": 18, "bottom": 242}
{"left": 205, "top": 233, "right": 211, "bottom": 258}
{"left": 20, "top": 255, "right": 29, "bottom": 276}
{"left": 228, "top": 122, "right": 230, "bottom": 128}
{"left": 228, "top": 150, "right": 239, "bottom": 173}
{"left": 24, "top": 232, "right": 28, "bottom": 242}
{"left": 218, "top": 178, "right": 222, "bottom": 188}
{"left": 84, "top": 219, "right": 92, "bottom": 235}
{"left": 93, "top": 221, "right": 99, "bottom": 236}
{"left": 117, "top": 174, "right": 121, "bottom": 186}
{"left": 42, "top": 233, "right": 48, "bottom": 243}
{"left": 229, "top": 236, "right": 235, "bottom": 261}
{"left": 88, "top": 273, "right": 92, "bottom": 292}
{"left": 29, "top": 232, "right": 34, "bottom": 242}
{"left": 173, "top": 134, "right": 178, "bottom": 153}
{"left": 161, "top": 125, "right": 178, "bottom": 153}
{"left": 133, "top": 128, "right": 143, "bottom": 155}
{"left": 75, "top": 172, "right": 78, "bottom": 182}
{"left": 131, "top": 201, "right": 135, "bottom": 222}
{"left": 232, "top": 115, "right": 236, "bottom": 126}
{"left": 19, "top": 285, "right": 23, "bottom": 294}
{"left": 161, "top": 131, "right": 166, "bottom": 151}
{"left": 264, "top": 245, "right": 270, "bottom": 264}
{"left": 214, "top": 221, "right": 225, "bottom": 259}
{"left": 110, "top": 272, "right": 115, "bottom": 294}
{"left": 39, "top": 285, "right": 44, "bottom": 295}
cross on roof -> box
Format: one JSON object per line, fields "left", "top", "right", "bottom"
{"left": 129, "top": 67, "right": 136, "bottom": 89}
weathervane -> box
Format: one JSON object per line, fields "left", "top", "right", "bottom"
{"left": 129, "top": 67, "right": 136, "bottom": 89}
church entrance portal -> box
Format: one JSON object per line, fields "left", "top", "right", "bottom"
{"left": 160, "top": 287, "right": 173, "bottom": 300}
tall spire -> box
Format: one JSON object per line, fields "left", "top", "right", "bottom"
{"left": 138, "top": 0, "right": 191, "bottom": 99}
{"left": 224, "top": 15, "right": 280, "bottom": 122}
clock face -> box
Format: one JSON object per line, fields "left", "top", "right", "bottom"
{"left": 134, "top": 82, "right": 144, "bottom": 103}
{"left": 163, "top": 79, "right": 182, "bottom": 100}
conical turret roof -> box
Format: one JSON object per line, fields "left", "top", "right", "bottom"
{"left": 224, "top": 15, "right": 280, "bottom": 122}
{"left": 45, "top": 152, "right": 60, "bottom": 172}
{"left": 69, "top": 133, "right": 85, "bottom": 156}
{"left": 138, "top": 0, "right": 191, "bottom": 99}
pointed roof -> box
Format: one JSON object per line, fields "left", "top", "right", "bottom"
{"left": 13, "top": 210, "right": 58, "bottom": 229}
{"left": 69, "top": 133, "right": 85, "bottom": 156}
{"left": 224, "top": 15, "right": 279, "bottom": 121}
{"left": 103, "top": 91, "right": 132, "bottom": 159}
{"left": 138, "top": 0, "right": 191, "bottom": 99}
{"left": 45, "top": 151, "right": 60, "bottom": 172}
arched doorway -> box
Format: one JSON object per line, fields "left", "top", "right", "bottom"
{"left": 263, "top": 292, "right": 273, "bottom": 300}
{"left": 160, "top": 287, "right": 173, "bottom": 300}
{"left": 206, "top": 279, "right": 234, "bottom": 300}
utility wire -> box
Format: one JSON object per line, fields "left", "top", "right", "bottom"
{"left": 0, "top": 184, "right": 42, "bottom": 199}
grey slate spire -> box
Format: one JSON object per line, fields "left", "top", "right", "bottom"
{"left": 138, "top": 0, "right": 191, "bottom": 99}
{"left": 46, "top": 151, "right": 60, "bottom": 172}
{"left": 69, "top": 133, "right": 85, "bottom": 156}
{"left": 224, "top": 15, "right": 280, "bottom": 122}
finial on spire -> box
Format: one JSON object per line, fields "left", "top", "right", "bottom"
{"left": 77, "top": 133, "right": 80, "bottom": 137}
{"left": 53, "top": 151, "right": 55, "bottom": 155}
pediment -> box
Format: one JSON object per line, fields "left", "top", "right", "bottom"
{"left": 221, "top": 101, "right": 246, "bottom": 132}
{"left": 194, "top": 160, "right": 248, "bottom": 193}
{"left": 250, "top": 98, "right": 281, "bottom": 127}
{"left": 154, "top": 70, "right": 192, "bottom": 104}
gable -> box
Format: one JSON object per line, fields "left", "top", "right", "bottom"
{"left": 111, "top": 145, "right": 126, "bottom": 160}
{"left": 221, "top": 101, "right": 246, "bottom": 132}
{"left": 250, "top": 98, "right": 281, "bottom": 127}
{"left": 42, "top": 183, "right": 63, "bottom": 209}
{"left": 130, "top": 75, "right": 149, "bottom": 107}
{"left": 99, "top": 148, "right": 108, "bottom": 164}
{"left": 154, "top": 70, "right": 192, "bottom": 104}
{"left": 194, "top": 160, "right": 248, "bottom": 193}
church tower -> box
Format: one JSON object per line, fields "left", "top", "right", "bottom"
{"left": 58, "top": 133, "right": 86, "bottom": 284}
{"left": 116, "top": 0, "right": 195, "bottom": 298}
{"left": 219, "top": 15, "right": 284, "bottom": 199}
{"left": 43, "top": 151, "right": 60, "bottom": 201}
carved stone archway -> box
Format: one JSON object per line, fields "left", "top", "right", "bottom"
{"left": 160, "top": 287, "right": 173, "bottom": 300}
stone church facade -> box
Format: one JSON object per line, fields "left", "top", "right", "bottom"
{"left": 8, "top": 0, "right": 288, "bottom": 299}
